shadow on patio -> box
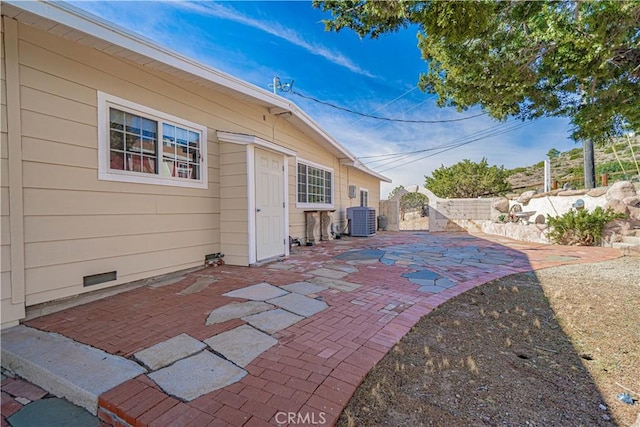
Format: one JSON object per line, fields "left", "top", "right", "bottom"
{"left": 2, "top": 231, "right": 625, "bottom": 426}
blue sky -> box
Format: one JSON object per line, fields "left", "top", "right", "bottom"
{"left": 72, "top": 0, "right": 578, "bottom": 196}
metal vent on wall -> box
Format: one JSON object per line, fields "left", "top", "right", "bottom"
{"left": 348, "top": 185, "right": 357, "bottom": 199}
{"left": 347, "top": 207, "right": 376, "bottom": 237}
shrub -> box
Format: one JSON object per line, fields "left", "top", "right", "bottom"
{"left": 546, "top": 207, "right": 626, "bottom": 246}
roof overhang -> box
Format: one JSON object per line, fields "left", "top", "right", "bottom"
{"left": 1, "top": 0, "right": 391, "bottom": 184}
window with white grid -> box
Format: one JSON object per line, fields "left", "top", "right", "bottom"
{"left": 297, "top": 161, "right": 333, "bottom": 207}
{"left": 98, "top": 92, "right": 207, "bottom": 189}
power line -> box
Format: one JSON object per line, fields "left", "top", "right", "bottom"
{"left": 348, "top": 86, "right": 418, "bottom": 126}
{"left": 376, "top": 121, "right": 533, "bottom": 173}
{"left": 377, "top": 122, "right": 532, "bottom": 172}
{"left": 362, "top": 122, "right": 512, "bottom": 169}
{"left": 290, "top": 90, "right": 486, "bottom": 123}
{"left": 359, "top": 122, "right": 508, "bottom": 160}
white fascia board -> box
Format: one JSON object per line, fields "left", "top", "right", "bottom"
{"left": 6, "top": 1, "right": 387, "bottom": 182}
{"left": 340, "top": 159, "right": 392, "bottom": 183}
{"left": 354, "top": 164, "right": 392, "bottom": 183}
{"left": 4, "top": 0, "right": 291, "bottom": 110}
{"left": 217, "top": 131, "right": 297, "bottom": 157}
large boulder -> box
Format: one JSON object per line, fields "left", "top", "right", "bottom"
{"left": 623, "top": 195, "right": 640, "bottom": 207}
{"left": 586, "top": 187, "right": 608, "bottom": 197}
{"left": 492, "top": 197, "right": 510, "bottom": 213}
{"left": 605, "top": 181, "right": 636, "bottom": 201}
{"left": 604, "top": 199, "right": 630, "bottom": 216}
{"left": 517, "top": 190, "right": 536, "bottom": 205}
{"left": 558, "top": 189, "right": 588, "bottom": 196}
{"left": 628, "top": 205, "right": 640, "bottom": 222}
{"left": 603, "top": 219, "right": 631, "bottom": 243}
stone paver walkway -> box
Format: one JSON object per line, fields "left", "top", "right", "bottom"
{"left": 4, "top": 231, "right": 622, "bottom": 426}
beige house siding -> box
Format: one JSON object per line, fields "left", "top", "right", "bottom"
{"left": 2, "top": 16, "right": 27, "bottom": 328}
{"left": 0, "top": 14, "right": 385, "bottom": 327}
{"left": 1, "top": 18, "right": 15, "bottom": 326}
{"left": 11, "top": 21, "right": 246, "bottom": 308}
{"left": 220, "top": 141, "right": 249, "bottom": 266}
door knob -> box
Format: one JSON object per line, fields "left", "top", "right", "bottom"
{"left": 256, "top": 208, "right": 262, "bottom": 212}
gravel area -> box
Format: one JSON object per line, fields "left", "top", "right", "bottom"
{"left": 339, "top": 257, "right": 640, "bottom": 427}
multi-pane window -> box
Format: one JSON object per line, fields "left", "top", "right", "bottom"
{"left": 161, "top": 124, "right": 200, "bottom": 180}
{"left": 109, "top": 109, "right": 158, "bottom": 174}
{"left": 99, "top": 92, "right": 207, "bottom": 189}
{"left": 360, "top": 189, "right": 369, "bottom": 207}
{"left": 297, "top": 162, "right": 332, "bottom": 206}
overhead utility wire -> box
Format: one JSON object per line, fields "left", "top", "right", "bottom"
{"left": 367, "top": 96, "right": 437, "bottom": 133}
{"left": 359, "top": 122, "right": 508, "bottom": 161}
{"left": 374, "top": 121, "right": 532, "bottom": 171}
{"left": 291, "top": 90, "right": 486, "bottom": 123}
{"left": 362, "top": 122, "right": 511, "bottom": 168}
{"left": 349, "top": 86, "right": 418, "bottom": 126}
{"left": 376, "top": 121, "right": 533, "bottom": 173}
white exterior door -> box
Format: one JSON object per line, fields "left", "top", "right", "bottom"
{"left": 255, "top": 148, "right": 285, "bottom": 261}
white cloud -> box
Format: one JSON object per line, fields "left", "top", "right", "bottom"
{"left": 174, "top": 1, "right": 376, "bottom": 78}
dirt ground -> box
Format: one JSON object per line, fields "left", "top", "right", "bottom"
{"left": 338, "top": 257, "right": 640, "bottom": 427}
{"left": 399, "top": 211, "right": 429, "bottom": 231}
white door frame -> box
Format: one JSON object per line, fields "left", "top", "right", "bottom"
{"left": 246, "top": 144, "right": 294, "bottom": 264}
{"left": 216, "top": 132, "right": 296, "bottom": 265}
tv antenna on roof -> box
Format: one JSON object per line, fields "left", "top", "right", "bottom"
{"left": 269, "top": 76, "right": 294, "bottom": 94}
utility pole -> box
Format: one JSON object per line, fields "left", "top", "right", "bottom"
{"left": 579, "top": 83, "right": 596, "bottom": 189}
{"left": 583, "top": 139, "right": 595, "bottom": 189}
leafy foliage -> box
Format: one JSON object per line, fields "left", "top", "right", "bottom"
{"left": 314, "top": 1, "right": 640, "bottom": 144}
{"left": 547, "top": 148, "right": 561, "bottom": 159}
{"left": 546, "top": 207, "right": 626, "bottom": 246}
{"left": 388, "top": 185, "right": 429, "bottom": 219}
{"left": 424, "top": 158, "right": 510, "bottom": 198}
{"left": 596, "top": 160, "right": 637, "bottom": 175}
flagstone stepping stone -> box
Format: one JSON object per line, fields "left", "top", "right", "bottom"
{"left": 307, "top": 268, "right": 348, "bottom": 279}
{"left": 206, "top": 301, "right": 274, "bottom": 325}
{"left": 436, "top": 278, "right": 457, "bottom": 288}
{"left": 280, "top": 282, "right": 327, "bottom": 295}
{"left": 134, "top": 333, "right": 206, "bottom": 371}
{"left": 148, "top": 351, "right": 246, "bottom": 401}
{"left": 148, "top": 276, "right": 186, "bottom": 288}
{"left": 8, "top": 397, "right": 99, "bottom": 427}
{"left": 306, "top": 276, "right": 361, "bottom": 292}
{"left": 223, "top": 283, "right": 288, "bottom": 301}
{"left": 402, "top": 270, "right": 440, "bottom": 280}
{"left": 204, "top": 325, "right": 277, "bottom": 367}
{"left": 178, "top": 277, "right": 218, "bottom": 295}
{"left": 268, "top": 293, "right": 328, "bottom": 317}
{"left": 242, "top": 309, "right": 304, "bottom": 334}
{"left": 408, "top": 278, "right": 437, "bottom": 287}
{"left": 326, "top": 265, "right": 359, "bottom": 274}
{"left": 334, "top": 249, "right": 385, "bottom": 261}
{"left": 267, "top": 263, "right": 294, "bottom": 270}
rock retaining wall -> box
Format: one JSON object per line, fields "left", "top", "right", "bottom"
{"left": 485, "top": 181, "right": 640, "bottom": 244}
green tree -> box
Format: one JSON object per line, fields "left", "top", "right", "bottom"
{"left": 388, "top": 185, "right": 429, "bottom": 220}
{"left": 424, "top": 158, "right": 511, "bottom": 198}
{"left": 388, "top": 185, "right": 406, "bottom": 200}
{"left": 547, "top": 148, "right": 561, "bottom": 159}
{"left": 314, "top": 1, "right": 640, "bottom": 188}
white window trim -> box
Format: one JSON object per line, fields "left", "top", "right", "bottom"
{"left": 97, "top": 91, "right": 208, "bottom": 189}
{"left": 295, "top": 158, "right": 334, "bottom": 209}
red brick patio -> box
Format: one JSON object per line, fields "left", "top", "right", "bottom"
{"left": 23, "top": 231, "right": 621, "bottom": 426}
